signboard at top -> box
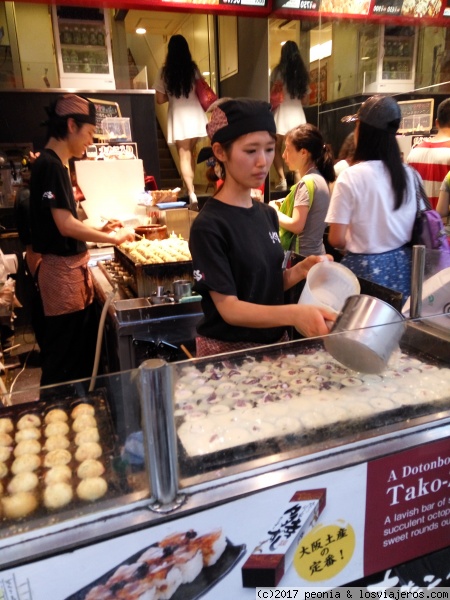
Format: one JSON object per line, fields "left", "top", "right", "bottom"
{"left": 151, "top": 0, "right": 270, "bottom": 11}
{"left": 50, "top": 0, "right": 270, "bottom": 15}
{"left": 274, "top": 0, "right": 446, "bottom": 21}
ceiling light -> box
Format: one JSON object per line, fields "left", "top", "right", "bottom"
{"left": 202, "top": 71, "right": 210, "bottom": 76}
{"left": 136, "top": 27, "right": 146, "bottom": 35}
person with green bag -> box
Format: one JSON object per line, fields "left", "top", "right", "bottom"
{"left": 270, "top": 123, "right": 335, "bottom": 259}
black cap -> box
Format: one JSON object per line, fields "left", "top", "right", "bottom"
{"left": 341, "top": 95, "right": 401, "bottom": 134}
{"left": 207, "top": 98, "right": 276, "bottom": 144}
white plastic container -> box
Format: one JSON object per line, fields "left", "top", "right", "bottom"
{"left": 298, "top": 261, "right": 360, "bottom": 314}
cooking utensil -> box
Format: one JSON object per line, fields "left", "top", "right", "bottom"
{"left": 134, "top": 225, "right": 168, "bottom": 241}
{"left": 173, "top": 279, "right": 193, "bottom": 301}
{"left": 324, "top": 294, "right": 405, "bottom": 374}
{"left": 180, "top": 344, "right": 194, "bottom": 359}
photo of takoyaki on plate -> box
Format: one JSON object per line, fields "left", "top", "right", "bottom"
{"left": 65, "top": 527, "right": 246, "bottom": 600}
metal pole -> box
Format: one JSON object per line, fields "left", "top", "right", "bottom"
{"left": 139, "top": 358, "right": 185, "bottom": 512}
{"left": 410, "top": 245, "right": 426, "bottom": 319}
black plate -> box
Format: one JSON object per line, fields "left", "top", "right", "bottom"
{"left": 64, "top": 538, "right": 246, "bottom": 600}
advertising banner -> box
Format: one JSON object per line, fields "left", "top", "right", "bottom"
{"left": 0, "top": 437, "right": 449, "bottom": 599}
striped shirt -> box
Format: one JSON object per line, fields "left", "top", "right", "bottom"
{"left": 406, "top": 139, "right": 450, "bottom": 209}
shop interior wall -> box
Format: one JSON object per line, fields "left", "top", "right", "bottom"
{"left": 14, "top": 3, "right": 58, "bottom": 89}
{"left": 219, "top": 16, "right": 269, "bottom": 102}
{"left": 0, "top": 90, "right": 160, "bottom": 182}
{"left": 110, "top": 17, "right": 131, "bottom": 90}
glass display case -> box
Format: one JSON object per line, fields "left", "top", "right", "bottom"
{"left": 0, "top": 307, "right": 449, "bottom": 574}
{"left": 52, "top": 6, "right": 115, "bottom": 90}
{"left": 358, "top": 24, "right": 417, "bottom": 93}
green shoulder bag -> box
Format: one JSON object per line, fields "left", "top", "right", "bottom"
{"left": 278, "top": 175, "right": 315, "bottom": 253}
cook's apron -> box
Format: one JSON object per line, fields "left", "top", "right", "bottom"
{"left": 38, "top": 252, "right": 93, "bottom": 317}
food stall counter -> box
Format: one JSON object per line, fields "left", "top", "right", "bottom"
{"left": 0, "top": 311, "right": 449, "bottom": 597}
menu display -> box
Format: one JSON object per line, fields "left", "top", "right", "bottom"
{"left": 397, "top": 98, "right": 435, "bottom": 133}
{"left": 274, "top": 0, "right": 446, "bottom": 20}
{"left": 160, "top": 0, "right": 269, "bottom": 8}
{"left": 401, "top": 0, "right": 442, "bottom": 17}
{"left": 321, "top": 0, "right": 370, "bottom": 14}
{"left": 219, "top": 0, "right": 267, "bottom": 5}
{"left": 372, "top": 0, "right": 403, "bottom": 15}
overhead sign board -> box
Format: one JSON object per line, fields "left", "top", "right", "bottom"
{"left": 273, "top": 0, "right": 446, "bottom": 22}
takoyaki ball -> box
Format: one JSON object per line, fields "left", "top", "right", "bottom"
{"left": 11, "top": 453, "right": 40, "bottom": 475}
{"left": 0, "top": 462, "right": 8, "bottom": 479}
{"left": 71, "top": 403, "right": 95, "bottom": 419}
{"left": 0, "top": 432, "right": 13, "bottom": 447}
{"left": 44, "top": 465, "right": 72, "bottom": 485}
{"left": 74, "top": 442, "right": 102, "bottom": 462}
{"left": 44, "top": 408, "right": 68, "bottom": 424}
{"left": 72, "top": 414, "right": 97, "bottom": 432}
{"left": 0, "top": 418, "right": 13, "bottom": 433}
{"left": 45, "top": 421, "right": 70, "bottom": 438}
{"left": 17, "top": 413, "right": 41, "bottom": 430}
{"left": 77, "top": 459, "right": 105, "bottom": 479}
{"left": 43, "top": 482, "right": 73, "bottom": 509}
{"left": 75, "top": 427, "right": 99, "bottom": 446}
{"left": 76, "top": 477, "right": 107, "bottom": 502}
{"left": 43, "top": 449, "right": 71, "bottom": 468}
{"left": 15, "top": 427, "right": 41, "bottom": 442}
{"left": 7, "top": 471, "right": 39, "bottom": 494}
{"left": 14, "top": 439, "right": 41, "bottom": 457}
{"left": 0, "top": 446, "right": 12, "bottom": 463}
{"left": 1, "top": 491, "right": 38, "bottom": 519}
{"left": 44, "top": 435, "right": 70, "bottom": 452}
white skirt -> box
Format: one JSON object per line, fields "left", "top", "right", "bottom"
{"left": 167, "top": 89, "right": 208, "bottom": 144}
{"left": 273, "top": 96, "right": 306, "bottom": 136}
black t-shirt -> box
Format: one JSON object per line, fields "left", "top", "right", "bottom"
{"left": 14, "top": 187, "right": 32, "bottom": 246}
{"left": 29, "top": 149, "right": 87, "bottom": 256}
{"left": 189, "top": 197, "right": 286, "bottom": 344}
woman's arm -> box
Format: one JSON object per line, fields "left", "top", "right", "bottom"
{"left": 155, "top": 90, "right": 168, "bottom": 105}
{"left": 210, "top": 290, "right": 335, "bottom": 338}
{"left": 327, "top": 223, "right": 347, "bottom": 251}
{"left": 436, "top": 190, "right": 450, "bottom": 220}
{"left": 283, "top": 255, "right": 333, "bottom": 291}
{"left": 51, "top": 208, "right": 135, "bottom": 245}
{"left": 275, "top": 204, "right": 308, "bottom": 234}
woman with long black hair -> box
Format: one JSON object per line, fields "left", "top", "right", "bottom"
{"left": 270, "top": 40, "right": 310, "bottom": 191}
{"left": 326, "top": 95, "right": 418, "bottom": 302}
{"left": 153, "top": 34, "right": 208, "bottom": 205}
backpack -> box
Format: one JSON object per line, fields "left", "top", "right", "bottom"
{"left": 411, "top": 168, "right": 450, "bottom": 270}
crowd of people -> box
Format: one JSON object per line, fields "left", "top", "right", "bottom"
{"left": 15, "top": 34, "right": 450, "bottom": 373}
{"left": 189, "top": 93, "right": 431, "bottom": 357}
